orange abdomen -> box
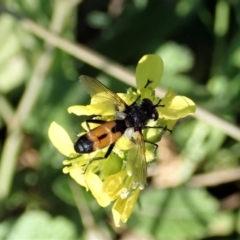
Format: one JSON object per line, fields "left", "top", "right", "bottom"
{"left": 74, "top": 121, "right": 124, "bottom": 154}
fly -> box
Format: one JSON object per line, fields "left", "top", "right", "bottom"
{"left": 74, "top": 75, "right": 168, "bottom": 187}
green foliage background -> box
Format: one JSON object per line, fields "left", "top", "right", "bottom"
{"left": 1, "top": 0, "right": 240, "bottom": 239}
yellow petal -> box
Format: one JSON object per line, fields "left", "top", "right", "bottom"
{"left": 116, "top": 135, "right": 134, "bottom": 150}
{"left": 160, "top": 88, "right": 196, "bottom": 119}
{"left": 69, "top": 167, "right": 88, "bottom": 189}
{"left": 112, "top": 207, "right": 121, "bottom": 227}
{"left": 167, "top": 119, "right": 178, "bottom": 130}
{"left": 144, "top": 119, "right": 177, "bottom": 143}
{"left": 117, "top": 91, "right": 137, "bottom": 106}
{"left": 48, "top": 122, "right": 75, "bottom": 156}
{"left": 139, "top": 87, "right": 155, "bottom": 100}
{"left": 145, "top": 146, "right": 156, "bottom": 163}
{"left": 99, "top": 153, "right": 123, "bottom": 179}
{"left": 102, "top": 170, "right": 127, "bottom": 201}
{"left": 86, "top": 172, "right": 111, "bottom": 207}
{"left": 136, "top": 54, "right": 163, "bottom": 89}
{"left": 68, "top": 103, "right": 115, "bottom": 116}
{"left": 112, "top": 189, "right": 140, "bottom": 227}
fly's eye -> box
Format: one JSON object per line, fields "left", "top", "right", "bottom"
{"left": 151, "top": 112, "right": 158, "bottom": 121}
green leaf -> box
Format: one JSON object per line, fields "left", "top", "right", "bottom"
{"left": 7, "top": 210, "right": 77, "bottom": 240}
{"left": 0, "top": 15, "right": 28, "bottom": 92}
{"left": 0, "top": 221, "right": 11, "bottom": 239}
{"left": 209, "top": 211, "right": 235, "bottom": 236}
{"left": 128, "top": 187, "right": 218, "bottom": 240}
{"left": 156, "top": 42, "right": 194, "bottom": 74}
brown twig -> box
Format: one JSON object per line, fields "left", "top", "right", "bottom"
{"left": 188, "top": 167, "right": 240, "bottom": 187}
{"left": 11, "top": 13, "right": 240, "bottom": 142}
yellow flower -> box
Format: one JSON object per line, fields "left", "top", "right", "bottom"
{"left": 102, "top": 170, "right": 141, "bottom": 227}
{"left": 48, "top": 54, "right": 196, "bottom": 227}
{"left": 112, "top": 188, "right": 140, "bottom": 227}
{"left": 136, "top": 54, "right": 164, "bottom": 89}
{"left": 48, "top": 121, "right": 75, "bottom": 157}
{"left": 160, "top": 88, "right": 196, "bottom": 119}
{"left": 85, "top": 171, "right": 111, "bottom": 207}
{"left": 102, "top": 170, "right": 129, "bottom": 201}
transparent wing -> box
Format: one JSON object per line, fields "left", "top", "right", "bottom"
{"left": 80, "top": 75, "right": 127, "bottom": 111}
{"left": 126, "top": 131, "right": 147, "bottom": 189}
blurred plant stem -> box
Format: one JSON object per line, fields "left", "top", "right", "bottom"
{"left": 0, "top": 95, "right": 14, "bottom": 123}
{"left": 69, "top": 180, "right": 111, "bottom": 240}
{"left": 212, "top": 0, "right": 230, "bottom": 74}
{"left": 1, "top": 8, "right": 238, "bottom": 142}
{"left": 189, "top": 167, "right": 240, "bottom": 187}
{"left": 0, "top": 0, "right": 81, "bottom": 201}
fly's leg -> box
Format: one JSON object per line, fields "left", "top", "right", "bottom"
{"left": 83, "top": 143, "right": 116, "bottom": 173}
{"left": 144, "top": 140, "right": 158, "bottom": 151}
{"left": 143, "top": 125, "right": 172, "bottom": 154}
{"left": 85, "top": 119, "right": 107, "bottom": 131}
{"left": 144, "top": 140, "right": 158, "bottom": 148}
{"left": 144, "top": 125, "right": 172, "bottom": 134}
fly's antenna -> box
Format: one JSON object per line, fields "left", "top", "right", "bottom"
{"left": 153, "top": 99, "right": 165, "bottom": 108}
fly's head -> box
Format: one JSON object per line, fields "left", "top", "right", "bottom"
{"left": 141, "top": 98, "right": 159, "bottom": 122}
